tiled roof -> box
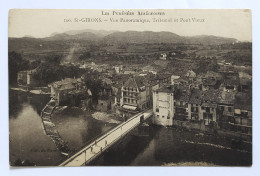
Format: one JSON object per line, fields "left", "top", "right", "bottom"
{"left": 123, "top": 77, "right": 139, "bottom": 89}
{"left": 98, "top": 95, "right": 110, "bottom": 100}
{"left": 178, "top": 94, "right": 190, "bottom": 102}
{"left": 223, "top": 78, "right": 239, "bottom": 86}
{"left": 174, "top": 85, "right": 190, "bottom": 102}
{"left": 239, "top": 72, "right": 252, "bottom": 79}
{"left": 234, "top": 92, "right": 252, "bottom": 111}
{"left": 202, "top": 89, "right": 219, "bottom": 102}
{"left": 189, "top": 89, "right": 202, "bottom": 104}
{"left": 58, "top": 84, "right": 76, "bottom": 91}
{"left": 201, "top": 102, "right": 217, "bottom": 108}
{"left": 204, "top": 71, "right": 222, "bottom": 78}
{"left": 123, "top": 76, "right": 148, "bottom": 89}
{"left": 155, "top": 86, "right": 174, "bottom": 93}
{"left": 203, "top": 78, "right": 217, "bottom": 86}
{"left": 218, "top": 91, "right": 235, "bottom": 105}
{"left": 51, "top": 78, "right": 78, "bottom": 86}
{"left": 135, "top": 76, "right": 148, "bottom": 87}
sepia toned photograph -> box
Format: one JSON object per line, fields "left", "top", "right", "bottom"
{"left": 8, "top": 9, "right": 252, "bottom": 167}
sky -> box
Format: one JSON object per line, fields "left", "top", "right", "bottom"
{"left": 8, "top": 9, "right": 252, "bottom": 41}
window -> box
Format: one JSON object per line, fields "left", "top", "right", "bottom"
{"left": 228, "top": 107, "right": 232, "bottom": 112}
{"left": 162, "top": 116, "right": 165, "bottom": 118}
{"left": 174, "top": 102, "right": 176, "bottom": 106}
{"left": 167, "top": 116, "right": 170, "bottom": 119}
{"left": 242, "top": 111, "right": 248, "bottom": 116}
{"left": 202, "top": 106, "right": 204, "bottom": 110}
{"left": 206, "top": 107, "right": 210, "bottom": 113}
{"left": 156, "top": 108, "right": 159, "bottom": 112}
{"left": 157, "top": 115, "right": 159, "bottom": 118}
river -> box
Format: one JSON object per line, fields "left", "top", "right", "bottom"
{"left": 90, "top": 124, "right": 252, "bottom": 166}
{"left": 9, "top": 90, "right": 252, "bottom": 166}
{"left": 9, "top": 90, "right": 115, "bottom": 166}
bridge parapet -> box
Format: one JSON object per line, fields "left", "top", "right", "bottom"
{"left": 59, "top": 109, "right": 152, "bottom": 166}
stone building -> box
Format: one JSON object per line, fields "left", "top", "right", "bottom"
{"left": 48, "top": 78, "right": 84, "bottom": 106}
{"left": 120, "top": 76, "right": 152, "bottom": 112}
{"left": 233, "top": 92, "right": 252, "bottom": 134}
{"left": 200, "top": 89, "right": 219, "bottom": 125}
{"left": 17, "top": 69, "right": 37, "bottom": 86}
{"left": 153, "top": 86, "right": 174, "bottom": 126}
{"left": 173, "top": 85, "right": 190, "bottom": 121}
{"left": 97, "top": 95, "right": 111, "bottom": 112}
{"left": 188, "top": 89, "right": 202, "bottom": 121}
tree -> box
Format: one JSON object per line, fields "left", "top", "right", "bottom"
{"left": 78, "top": 52, "right": 91, "bottom": 61}
{"left": 32, "top": 62, "right": 62, "bottom": 85}
{"left": 195, "top": 59, "right": 219, "bottom": 74}
{"left": 45, "top": 55, "right": 62, "bottom": 64}
{"left": 82, "top": 75, "right": 102, "bottom": 103}
{"left": 29, "top": 60, "right": 41, "bottom": 69}
{"left": 32, "top": 57, "right": 85, "bottom": 86}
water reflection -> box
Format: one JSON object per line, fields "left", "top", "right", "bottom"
{"left": 9, "top": 92, "right": 62, "bottom": 166}
{"left": 9, "top": 90, "right": 252, "bottom": 166}
{"left": 9, "top": 90, "right": 115, "bottom": 166}
{"left": 91, "top": 126, "right": 252, "bottom": 166}
{"left": 52, "top": 108, "right": 115, "bottom": 153}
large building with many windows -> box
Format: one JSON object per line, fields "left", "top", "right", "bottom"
{"left": 153, "top": 86, "right": 175, "bottom": 126}
{"left": 119, "top": 76, "right": 152, "bottom": 117}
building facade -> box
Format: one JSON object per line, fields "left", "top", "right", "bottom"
{"left": 153, "top": 87, "right": 174, "bottom": 126}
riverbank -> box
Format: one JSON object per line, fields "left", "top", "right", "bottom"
{"left": 10, "top": 86, "right": 50, "bottom": 95}
{"left": 90, "top": 125, "right": 252, "bottom": 166}
{"left": 92, "top": 112, "right": 122, "bottom": 124}
{"left": 172, "top": 120, "right": 252, "bottom": 143}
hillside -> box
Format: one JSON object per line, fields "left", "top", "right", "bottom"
{"left": 185, "top": 35, "right": 238, "bottom": 45}
{"left": 43, "top": 32, "right": 101, "bottom": 41}
{"left": 102, "top": 31, "right": 185, "bottom": 44}
{"left": 8, "top": 30, "right": 238, "bottom": 55}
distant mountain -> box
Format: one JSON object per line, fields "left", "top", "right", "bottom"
{"left": 43, "top": 32, "right": 101, "bottom": 41}
{"left": 103, "top": 31, "right": 185, "bottom": 44}
{"left": 185, "top": 35, "right": 238, "bottom": 45}
{"left": 8, "top": 30, "right": 238, "bottom": 53}
{"left": 102, "top": 31, "right": 237, "bottom": 45}
{"left": 63, "top": 29, "right": 119, "bottom": 37}
{"left": 50, "top": 32, "right": 59, "bottom": 37}
{"left": 23, "top": 35, "right": 35, "bottom": 38}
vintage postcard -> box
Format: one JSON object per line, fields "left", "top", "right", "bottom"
{"left": 8, "top": 9, "right": 252, "bottom": 166}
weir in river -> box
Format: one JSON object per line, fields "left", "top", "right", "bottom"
{"left": 41, "top": 99, "right": 70, "bottom": 155}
